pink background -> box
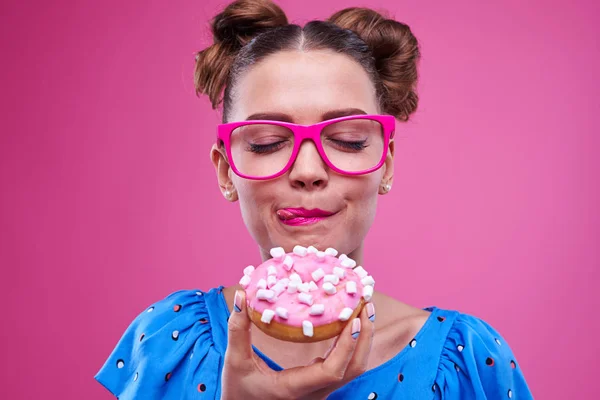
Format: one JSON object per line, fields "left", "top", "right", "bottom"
{"left": 1, "top": 0, "right": 598, "bottom": 398}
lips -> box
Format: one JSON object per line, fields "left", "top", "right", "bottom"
{"left": 276, "top": 208, "right": 336, "bottom": 226}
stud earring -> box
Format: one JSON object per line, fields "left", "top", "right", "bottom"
{"left": 382, "top": 183, "right": 392, "bottom": 193}
{"left": 224, "top": 190, "right": 231, "bottom": 199}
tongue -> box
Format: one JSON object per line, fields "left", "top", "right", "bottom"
{"left": 276, "top": 209, "right": 297, "bottom": 220}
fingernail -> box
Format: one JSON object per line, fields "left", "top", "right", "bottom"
{"left": 233, "top": 290, "right": 242, "bottom": 313}
{"left": 351, "top": 318, "right": 361, "bottom": 340}
{"left": 367, "top": 302, "right": 375, "bottom": 322}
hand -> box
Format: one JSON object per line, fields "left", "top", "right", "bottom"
{"left": 221, "top": 290, "right": 375, "bottom": 400}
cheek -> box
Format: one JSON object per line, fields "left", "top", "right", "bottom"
{"left": 234, "top": 179, "right": 274, "bottom": 241}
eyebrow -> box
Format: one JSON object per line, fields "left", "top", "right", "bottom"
{"left": 244, "top": 108, "right": 368, "bottom": 123}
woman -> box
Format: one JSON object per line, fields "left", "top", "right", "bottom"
{"left": 95, "top": 0, "right": 532, "bottom": 398}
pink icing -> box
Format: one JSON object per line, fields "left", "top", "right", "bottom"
{"left": 245, "top": 252, "right": 366, "bottom": 327}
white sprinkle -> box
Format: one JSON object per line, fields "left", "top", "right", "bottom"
{"left": 353, "top": 266, "right": 368, "bottom": 278}
{"left": 361, "top": 276, "right": 375, "bottom": 286}
{"left": 302, "top": 320, "right": 314, "bottom": 337}
{"left": 308, "top": 281, "right": 318, "bottom": 291}
{"left": 323, "top": 274, "right": 339, "bottom": 285}
{"left": 275, "top": 307, "right": 289, "bottom": 319}
{"left": 310, "top": 304, "right": 325, "bottom": 315}
{"left": 316, "top": 251, "right": 326, "bottom": 261}
{"left": 307, "top": 245, "right": 318, "bottom": 254}
{"left": 298, "top": 282, "right": 310, "bottom": 293}
{"left": 325, "top": 248, "right": 338, "bottom": 256}
{"left": 333, "top": 266, "right": 346, "bottom": 279}
{"left": 363, "top": 285, "right": 374, "bottom": 301}
{"left": 298, "top": 292, "right": 314, "bottom": 306}
{"left": 311, "top": 268, "right": 325, "bottom": 282}
{"left": 257, "top": 289, "right": 275, "bottom": 301}
{"left": 267, "top": 275, "right": 277, "bottom": 288}
{"left": 239, "top": 274, "right": 251, "bottom": 288}
{"left": 341, "top": 258, "right": 356, "bottom": 268}
{"left": 339, "top": 307, "right": 353, "bottom": 321}
{"left": 243, "top": 265, "right": 255, "bottom": 276}
{"left": 287, "top": 281, "right": 299, "bottom": 293}
{"left": 346, "top": 281, "right": 357, "bottom": 295}
{"left": 257, "top": 278, "right": 267, "bottom": 289}
{"left": 323, "top": 282, "right": 337, "bottom": 295}
{"left": 261, "top": 309, "right": 275, "bottom": 324}
{"left": 267, "top": 265, "right": 277, "bottom": 276}
{"left": 269, "top": 247, "right": 285, "bottom": 259}
{"left": 293, "top": 245, "right": 308, "bottom": 256}
{"left": 282, "top": 255, "right": 294, "bottom": 270}
{"left": 289, "top": 273, "right": 302, "bottom": 283}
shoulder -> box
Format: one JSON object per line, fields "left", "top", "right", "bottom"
{"left": 434, "top": 309, "right": 533, "bottom": 399}
{"left": 94, "top": 287, "right": 222, "bottom": 399}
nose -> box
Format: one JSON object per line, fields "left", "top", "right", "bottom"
{"left": 288, "top": 140, "right": 329, "bottom": 190}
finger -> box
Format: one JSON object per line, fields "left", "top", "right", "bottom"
{"left": 224, "top": 290, "right": 253, "bottom": 363}
{"left": 276, "top": 316, "right": 360, "bottom": 398}
{"left": 322, "top": 335, "right": 340, "bottom": 360}
{"left": 344, "top": 302, "right": 375, "bottom": 378}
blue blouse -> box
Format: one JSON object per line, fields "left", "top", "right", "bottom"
{"left": 95, "top": 286, "right": 532, "bottom": 399}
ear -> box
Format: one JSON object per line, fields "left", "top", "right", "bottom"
{"left": 210, "top": 143, "right": 238, "bottom": 202}
{"left": 378, "top": 139, "right": 395, "bottom": 195}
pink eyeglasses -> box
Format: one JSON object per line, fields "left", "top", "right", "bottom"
{"left": 216, "top": 114, "right": 395, "bottom": 180}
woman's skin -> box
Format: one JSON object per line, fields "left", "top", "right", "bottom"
{"left": 211, "top": 49, "right": 430, "bottom": 398}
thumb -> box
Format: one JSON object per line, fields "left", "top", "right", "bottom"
{"left": 225, "top": 290, "right": 253, "bottom": 363}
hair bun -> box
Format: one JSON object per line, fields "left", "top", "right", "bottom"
{"left": 195, "top": 0, "right": 287, "bottom": 108}
{"left": 329, "top": 8, "right": 420, "bottom": 121}
{"left": 213, "top": 0, "right": 288, "bottom": 49}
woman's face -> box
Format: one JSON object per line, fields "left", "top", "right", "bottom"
{"left": 211, "top": 50, "right": 394, "bottom": 262}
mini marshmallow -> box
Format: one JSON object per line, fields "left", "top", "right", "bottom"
{"left": 257, "top": 289, "right": 275, "bottom": 302}
{"left": 298, "top": 292, "right": 314, "bottom": 306}
{"left": 280, "top": 278, "right": 290, "bottom": 287}
{"left": 289, "top": 273, "right": 302, "bottom": 283}
{"left": 325, "top": 247, "right": 338, "bottom": 257}
{"left": 341, "top": 258, "right": 357, "bottom": 268}
{"left": 293, "top": 245, "right": 308, "bottom": 256}
{"left": 363, "top": 285, "right": 374, "bottom": 301}
{"left": 316, "top": 251, "right": 326, "bottom": 261}
{"left": 287, "top": 281, "right": 299, "bottom": 293}
{"left": 269, "top": 247, "right": 285, "bottom": 259}
{"left": 271, "top": 282, "right": 286, "bottom": 296}
{"left": 239, "top": 274, "right": 251, "bottom": 288}
{"left": 298, "top": 282, "right": 310, "bottom": 293}
{"left": 307, "top": 245, "right": 318, "bottom": 254}
{"left": 267, "top": 275, "right": 277, "bottom": 288}
{"left": 275, "top": 307, "right": 289, "bottom": 319}
{"left": 282, "top": 255, "right": 294, "bottom": 270}
{"left": 353, "top": 266, "right": 368, "bottom": 279}
{"left": 302, "top": 320, "right": 314, "bottom": 337}
{"left": 323, "top": 274, "right": 340, "bottom": 285}
{"left": 261, "top": 309, "right": 275, "bottom": 324}
{"left": 243, "top": 265, "right": 255, "bottom": 276}
{"left": 308, "top": 281, "right": 318, "bottom": 291}
{"left": 339, "top": 254, "right": 348, "bottom": 261}
{"left": 323, "top": 282, "right": 337, "bottom": 295}
{"left": 333, "top": 266, "right": 346, "bottom": 279}
{"left": 338, "top": 307, "right": 353, "bottom": 321}
{"left": 267, "top": 265, "right": 277, "bottom": 276}
{"left": 346, "top": 281, "right": 357, "bottom": 295}
{"left": 310, "top": 304, "right": 325, "bottom": 315}
{"left": 361, "top": 275, "right": 375, "bottom": 286}
{"left": 311, "top": 268, "right": 325, "bottom": 282}
{"left": 257, "top": 278, "right": 267, "bottom": 290}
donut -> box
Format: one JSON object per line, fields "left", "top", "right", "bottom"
{"left": 238, "top": 245, "right": 375, "bottom": 342}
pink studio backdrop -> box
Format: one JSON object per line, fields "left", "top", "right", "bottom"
{"left": 1, "top": 0, "right": 598, "bottom": 398}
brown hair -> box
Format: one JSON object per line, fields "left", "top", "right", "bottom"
{"left": 194, "top": 0, "right": 420, "bottom": 122}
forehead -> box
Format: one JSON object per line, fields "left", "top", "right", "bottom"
{"left": 229, "top": 50, "right": 379, "bottom": 124}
